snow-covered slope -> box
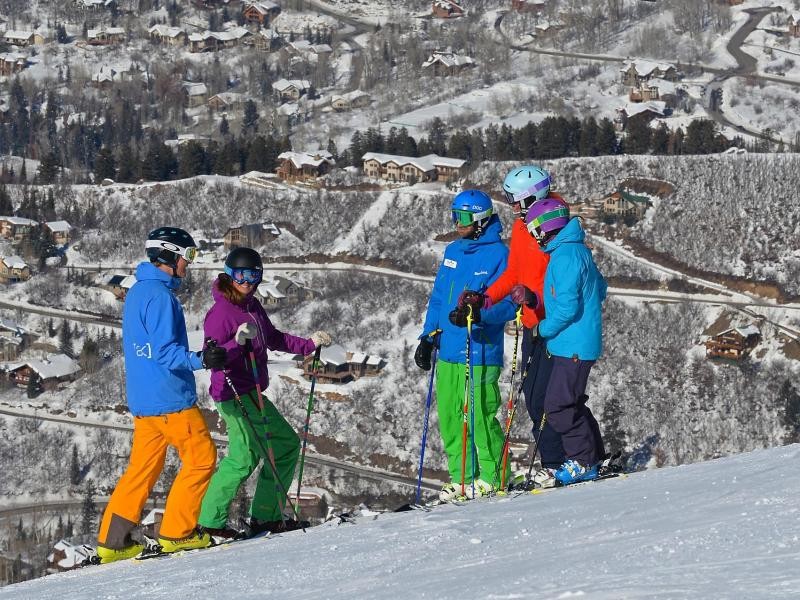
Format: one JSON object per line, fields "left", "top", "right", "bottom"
{"left": 4, "top": 444, "right": 800, "bottom": 599}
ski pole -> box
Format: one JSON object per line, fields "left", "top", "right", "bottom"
{"left": 243, "top": 338, "right": 283, "bottom": 520}
{"left": 460, "top": 305, "right": 473, "bottom": 498}
{"left": 467, "top": 308, "right": 476, "bottom": 500}
{"left": 206, "top": 340, "right": 305, "bottom": 530}
{"left": 525, "top": 412, "right": 547, "bottom": 486}
{"left": 295, "top": 345, "right": 322, "bottom": 508}
{"left": 415, "top": 330, "right": 440, "bottom": 506}
{"left": 493, "top": 308, "right": 523, "bottom": 491}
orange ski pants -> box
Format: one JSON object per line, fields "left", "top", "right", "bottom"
{"left": 97, "top": 406, "right": 216, "bottom": 548}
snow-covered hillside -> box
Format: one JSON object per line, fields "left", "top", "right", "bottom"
{"left": 3, "top": 444, "right": 800, "bottom": 599}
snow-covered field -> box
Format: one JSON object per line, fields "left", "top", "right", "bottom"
{"left": 3, "top": 443, "right": 800, "bottom": 599}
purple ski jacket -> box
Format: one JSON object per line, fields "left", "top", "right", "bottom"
{"left": 204, "top": 278, "right": 317, "bottom": 402}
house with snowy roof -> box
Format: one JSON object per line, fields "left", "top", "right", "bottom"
{"left": 298, "top": 344, "right": 386, "bottom": 383}
{"left": 0, "top": 52, "right": 27, "bottom": 76}
{"left": 0, "top": 216, "right": 36, "bottom": 241}
{"left": 432, "top": 0, "right": 464, "bottom": 18}
{"left": 243, "top": 1, "right": 281, "bottom": 26}
{"left": 188, "top": 27, "right": 251, "bottom": 52}
{"left": 44, "top": 220, "right": 72, "bottom": 245}
{"left": 3, "top": 30, "right": 44, "bottom": 47}
{"left": 223, "top": 222, "right": 281, "bottom": 250}
{"left": 4, "top": 353, "right": 81, "bottom": 390}
{"left": 208, "top": 92, "right": 248, "bottom": 111}
{"left": 511, "top": 0, "right": 546, "bottom": 12}
{"left": 272, "top": 78, "right": 311, "bottom": 102}
{"left": 602, "top": 189, "right": 650, "bottom": 221}
{"left": 789, "top": 13, "right": 800, "bottom": 37}
{"left": 620, "top": 60, "right": 677, "bottom": 86}
{"left": 148, "top": 25, "right": 187, "bottom": 46}
{"left": 254, "top": 28, "right": 284, "bottom": 52}
{"left": 331, "top": 90, "right": 371, "bottom": 112}
{"left": 46, "top": 540, "right": 94, "bottom": 573}
{"left": 362, "top": 152, "right": 466, "bottom": 184}
{"left": 74, "top": 0, "right": 113, "bottom": 8}
{"left": 0, "top": 317, "right": 34, "bottom": 361}
{"left": 705, "top": 324, "right": 761, "bottom": 360}
{"left": 182, "top": 82, "right": 209, "bottom": 108}
{"left": 86, "top": 27, "right": 125, "bottom": 45}
{"left": 276, "top": 150, "right": 335, "bottom": 181}
{"left": 616, "top": 101, "right": 667, "bottom": 130}
{"left": 422, "top": 50, "right": 476, "bottom": 76}
{"left": 0, "top": 255, "right": 29, "bottom": 283}
{"left": 257, "top": 274, "right": 317, "bottom": 305}
{"left": 101, "top": 272, "right": 136, "bottom": 299}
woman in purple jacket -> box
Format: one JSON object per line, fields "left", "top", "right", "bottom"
{"left": 197, "top": 247, "right": 331, "bottom": 539}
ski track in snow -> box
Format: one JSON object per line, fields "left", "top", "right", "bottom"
{"left": 4, "top": 445, "right": 800, "bottom": 599}
{"left": 331, "top": 190, "right": 396, "bottom": 254}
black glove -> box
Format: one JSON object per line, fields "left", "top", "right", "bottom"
{"left": 201, "top": 345, "right": 227, "bottom": 370}
{"left": 414, "top": 338, "right": 434, "bottom": 371}
{"left": 449, "top": 305, "right": 481, "bottom": 328}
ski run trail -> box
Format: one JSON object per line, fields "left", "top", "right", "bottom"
{"left": 3, "top": 444, "right": 800, "bottom": 599}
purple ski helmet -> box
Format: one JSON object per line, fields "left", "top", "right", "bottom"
{"left": 525, "top": 197, "right": 570, "bottom": 245}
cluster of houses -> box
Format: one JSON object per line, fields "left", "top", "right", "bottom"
{"left": 0, "top": 217, "right": 73, "bottom": 284}
{"left": 298, "top": 343, "right": 386, "bottom": 384}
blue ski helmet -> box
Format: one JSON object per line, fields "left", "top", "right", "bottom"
{"left": 145, "top": 227, "right": 198, "bottom": 268}
{"left": 450, "top": 190, "right": 494, "bottom": 235}
{"left": 502, "top": 166, "right": 552, "bottom": 215}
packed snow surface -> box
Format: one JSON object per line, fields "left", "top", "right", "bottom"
{"left": 3, "top": 444, "right": 800, "bottom": 599}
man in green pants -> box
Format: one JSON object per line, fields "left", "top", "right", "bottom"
{"left": 414, "top": 191, "right": 516, "bottom": 501}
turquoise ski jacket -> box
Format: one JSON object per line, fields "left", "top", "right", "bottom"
{"left": 420, "top": 215, "right": 516, "bottom": 366}
{"left": 122, "top": 261, "right": 203, "bottom": 416}
{"left": 538, "top": 218, "right": 607, "bottom": 361}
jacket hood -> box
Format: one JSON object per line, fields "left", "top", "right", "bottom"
{"left": 211, "top": 276, "right": 259, "bottom": 312}
{"left": 544, "top": 217, "right": 584, "bottom": 254}
{"left": 135, "top": 261, "right": 182, "bottom": 290}
{"left": 459, "top": 214, "right": 503, "bottom": 254}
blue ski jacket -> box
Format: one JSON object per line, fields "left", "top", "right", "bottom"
{"left": 122, "top": 261, "right": 203, "bottom": 417}
{"left": 420, "top": 215, "right": 516, "bottom": 366}
{"left": 538, "top": 218, "right": 607, "bottom": 361}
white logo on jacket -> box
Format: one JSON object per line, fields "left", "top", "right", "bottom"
{"left": 134, "top": 343, "right": 152, "bottom": 359}
{"left": 474, "top": 270, "right": 488, "bottom": 276}
{"left": 444, "top": 259, "right": 457, "bottom": 268}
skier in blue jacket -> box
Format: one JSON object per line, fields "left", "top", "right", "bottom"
{"left": 525, "top": 200, "right": 607, "bottom": 485}
{"left": 97, "top": 227, "right": 228, "bottom": 563}
{"left": 414, "top": 190, "right": 515, "bottom": 501}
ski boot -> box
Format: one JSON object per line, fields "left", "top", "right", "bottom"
{"left": 157, "top": 528, "right": 213, "bottom": 553}
{"left": 554, "top": 459, "right": 599, "bottom": 486}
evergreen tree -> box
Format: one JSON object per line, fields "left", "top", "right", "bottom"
{"left": 116, "top": 145, "right": 136, "bottom": 182}
{"left": 26, "top": 371, "right": 41, "bottom": 399}
{"left": 55, "top": 515, "right": 65, "bottom": 540}
{"left": 65, "top": 516, "right": 74, "bottom": 537}
{"left": 781, "top": 379, "right": 800, "bottom": 444}
{"left": 684, "top": 119, "right": 723, "bottom": 154}
{"left": 347, "top": 130, "right": 364, "bottom": 166}
{"left": 651, "top": 122, "right": 670, "bottom": 154}
{"left": 43, "top": 188, "right": 56, "bottom": 221}
{"left": 59, "top": 318, "right": 74, "bottom": 357}
{"left": 396, "top": 127, "right": 417, "bottom": 156}
{"left": 242, "top": 100, "right": 259, "bottom": 133}
{"left": 623, "top": 117, "right": 652, "bottom": 155}
{"left": 81, "top": 479, "right": 97, "bottom": 535}
{"left": 70, "top": 444, "right": 81, "bottom": 485}
{"left": 79, "top": 337, "right": 100, "bottom": 374}
{"left": 0, "top": 185, "right": 12, "bottom": 215}
{"left": 94, "top": 147, "right": 116, "bottom": 182}
{"left": 596, "top": 118, "right": 619, "bottom": 155}
{"left": 178, "top": 141, "right": 207, "bottom": 179}
{"left": 245, "top": 136, "right": 269, "bottom": 172}
{"left": 578, "top": 116, "right": 598, "bottom": 156}
{"left": 326, "top": 138, "right": 338, "bottom": 161}
{"left": 426, "top": 117, "right": 447, "bottom": 155}
{"left": 219, "top": 115, "right": 230, "bottom": 137}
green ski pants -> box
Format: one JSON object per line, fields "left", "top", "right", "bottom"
{"left": 199, "top": 390, "right": 299, "bottom": 526}
{"left": 435, "top": 360, "right": 504, "bottom": 485}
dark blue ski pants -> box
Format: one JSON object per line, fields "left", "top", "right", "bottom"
{"left": 544, "top": 356, "right": 605, "bottom": 467}
{"left": 521, "top": 329, "right": 565, "bottom": 469}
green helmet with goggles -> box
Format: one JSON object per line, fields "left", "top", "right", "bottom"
{"left": 145, "top": 227, "right": 198, "bottom": 268}
{"left": 450, "top": 190, "right": 494, "bottom": 237}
